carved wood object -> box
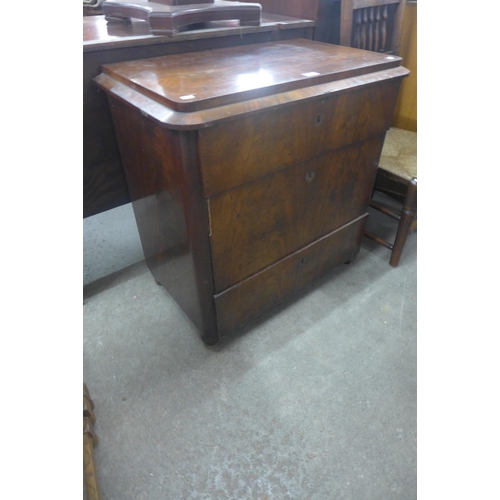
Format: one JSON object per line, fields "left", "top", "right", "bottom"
{"left": 340, "top": 0, "right": 406, "bottom": 55}
{"left": 83, "top": 384, "right": 100, "bottom": 500}
{"left": 102, "top": 0, "right": 262, "bottom": 35}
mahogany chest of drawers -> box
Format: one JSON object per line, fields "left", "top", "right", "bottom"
{"left": 94, "top": 39, "right": 408, "bottom": 344}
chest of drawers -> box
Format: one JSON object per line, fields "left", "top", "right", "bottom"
{"left": 94, "top": 39, "right": 409, "bottom": 344}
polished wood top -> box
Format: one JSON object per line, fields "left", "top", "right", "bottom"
{"left": 83, "top": 13, "right": 314, "bottom": 52}
{"left": 99, "top": 38, "right": 402, "bottom": 112}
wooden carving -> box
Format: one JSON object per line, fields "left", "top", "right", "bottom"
{"left": 352, "top": 5, "right": 392, "bottom": 52}
{"left": 102, "top": 0, "right": 262, "bottom": 35}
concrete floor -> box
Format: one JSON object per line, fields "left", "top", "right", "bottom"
{"left": 83, "top": 195, "right": 417, "bottom": 499}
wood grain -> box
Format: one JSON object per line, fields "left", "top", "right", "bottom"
{"left": 208, "top": 136, "right": 383, "bottom": 292}
{"left": 214, "top": 215, "right": 368, "bottom": 336}
{"left": 83, "top": 14, "right": 315, "bottom": 217}
{"left": 108, "top": 98, "right": 219, "bottom": 344}
{"left": 100, "top": 38, "right": 401, "bottom": 112}
{"left": 238, "top": 0, "right": 319, "bottom": 21}
{"left": 198, "top": 73, "right": 403, "bottom": 196}
{"left": 96, "top": 39, "right": 408, "bottom": 342}
{"left": 391, "top": 0, "right": 416, "bottom": 131}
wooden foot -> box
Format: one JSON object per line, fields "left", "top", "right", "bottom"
{"left": 83, "top": 383, "right": 96, "bottom": 423}
{"left": 83, "top": 385, "right": 101, "bottom": 500}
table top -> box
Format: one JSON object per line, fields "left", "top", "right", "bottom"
{"left": 83, "top": 12, "right": 315, "bottom": 52}
{"left": 98, "top": 38, "right": 403, "bottom": 112}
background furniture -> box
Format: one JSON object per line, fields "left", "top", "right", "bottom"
{"left": 239, "top": 0, "right": 342, "bottom": 43}
{"left": 364, "top": 127, "right": 416, "bottom": 266}
{"left": 83, "top": 14, "right": 314, "bottom": 218}
{"left": 375, "top": 3, "right": 416, "bottom": 266}
{"left": 340, "top": 0, "right": 407, "bottom": 55}
{"left": 101, "top": 0, "right": 262, "bottom": 35}
{"left": 84, "top": 0, "right": 104, "bottom": 15}
{"left": 339, "top": 0, "right": 416, "bottom": 266}
{"left": 94, "top": 39, "right": 408, "bottom": 344}
{"left": 392, "top": 0, "right": 416, "bottom": 131}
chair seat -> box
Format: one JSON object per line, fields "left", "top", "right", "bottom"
{"left": 379, "top": 127, "right": 417, "bottom": 182}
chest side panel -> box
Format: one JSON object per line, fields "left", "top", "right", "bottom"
{"left": 107, "top": 98, "right": 218, "bottom": 342}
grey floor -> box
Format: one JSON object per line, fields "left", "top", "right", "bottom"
{"left": 83, "top": 197, "right": 417, "bottom": 500}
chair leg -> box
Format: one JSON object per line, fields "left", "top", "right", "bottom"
{"left": 389, "top": 178, "right": 417, "bottom": 267}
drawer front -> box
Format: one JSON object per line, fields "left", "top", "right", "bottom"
{"left": 209, "top": 135, "right": 383, "bottom": 293}
{"left": 198, "top": 78, "right": 401, "bottom": 197}
{"left": 214, "top": 214, "right": 368, "bottom": 336}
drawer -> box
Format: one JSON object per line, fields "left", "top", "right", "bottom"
{"left": 208, "top": 135, "right": 383, "bottom": 293}
{"left": 214, "top": 214, "right": 368, "bottom": 336}
{"left": 198, "top": 78, "right": 401, "bottom": 197}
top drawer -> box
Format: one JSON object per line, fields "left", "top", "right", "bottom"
{"left": 198, "top": 78, "right": 401, "bottom": 197}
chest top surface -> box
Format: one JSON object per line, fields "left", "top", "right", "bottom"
{"left": 99, "top": 39, "right": 402, "bottom": 112}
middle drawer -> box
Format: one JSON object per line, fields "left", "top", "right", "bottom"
{"left": 208, "top": 134, "right": 384, "bottom": 293}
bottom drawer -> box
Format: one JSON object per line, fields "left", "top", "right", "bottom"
{"left": 214, "top": 213, "right": 368, "bottom": 336}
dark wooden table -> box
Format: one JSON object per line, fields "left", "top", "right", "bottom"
{"left": 83, "top": 14, "right": 315, "bottom": 217}
{"left": 95, "top": 39, "right": 408, "bottom": 344}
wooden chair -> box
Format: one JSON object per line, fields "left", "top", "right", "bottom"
{"left": 364, "top": 127, "right": 416, "bottom": 267}
{"left": 340, "top": 0, "right": 415, "bottom": 266}
{"left": 340, "top": 0, "right": 407, "bottom": 55}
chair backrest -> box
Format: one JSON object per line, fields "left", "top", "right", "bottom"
{"left": 340, "top": 0, "right": 406, "bottom": 55}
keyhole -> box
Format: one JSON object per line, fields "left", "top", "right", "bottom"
{"left": 300, "top": 258, "right": 306, "bottom": 265}
{"left": 316, "top": 114, "right": 323, "bottom": 126}
{"left": 305, "top": 171, "right": 315, "bottom": 182}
